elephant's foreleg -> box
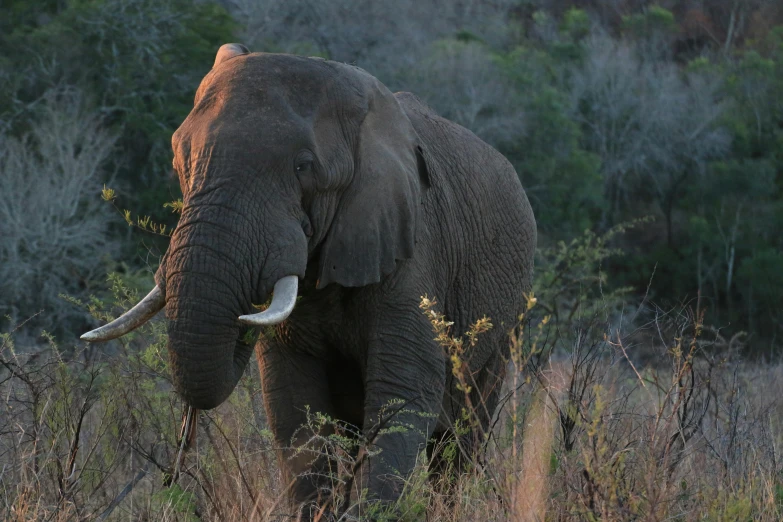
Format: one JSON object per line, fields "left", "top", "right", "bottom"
{"left": 255, "top": 339, "right": 336, "bottom": 510}
{"left": 354, "top": 318, "right": 446, "bottom": 507}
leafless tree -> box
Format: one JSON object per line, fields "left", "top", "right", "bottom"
{"left": 704, "top": 0, "right": 777, "bottom": 52}
{"left": 568, "top": 33, "right": 729, "bottom": 232}
{"left": 224, "top": 0, "right": 517, "bottom": 84}
{"left": 405, "top": 40, "right": 526, "bottom": 144}
{"left": 0, "top": 88, "right": 120, "bottom": 332}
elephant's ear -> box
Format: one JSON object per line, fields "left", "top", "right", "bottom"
{"left": 213, "top": 43, "right": 249, "bottom": 68}
{"left": 317, "top": 78, "right": 430, "bottom": 289}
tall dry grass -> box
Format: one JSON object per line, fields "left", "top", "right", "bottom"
{"left": 2, "top": 240, "right": 782, "bottom": 520}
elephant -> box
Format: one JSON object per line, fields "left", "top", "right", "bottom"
{"left": 83, "top": 43, "right": 536, "bottom": 517}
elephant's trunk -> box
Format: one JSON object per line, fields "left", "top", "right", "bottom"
{"left": 161, "top": 200, "right": 308, "bottom": 410}
{"left": 164, "top": 223, "right": 255, "bottom": 410}
{"left": 165, "top": 297, "right": 253, "bottom": 410}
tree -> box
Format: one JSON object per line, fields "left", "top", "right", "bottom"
{"left": 227, "top": 0, "right": 517, "bottom": 84}
{"left": 0, "top": 0, "right": 236, "bottom": 213}
{"left": 500, "top": 43, "right": 603, "bottom": 238}
{"left": 0, "top": 88, "right": 120, "bottom": 333}
{"left": 568, "top": 33, "right": 729, "bottom": 234}
{"left": 404, "top": 39, "right": 525, "bottom": 144}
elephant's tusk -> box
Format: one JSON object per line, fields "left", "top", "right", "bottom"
{"left": 81, "top": 286, "right": 165, "bottom": 342}
{"left": 238, "top": 276, "right": 298, "bottom": 326}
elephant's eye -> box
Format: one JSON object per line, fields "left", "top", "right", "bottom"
{"left": 295, "top": 161, "right": 313, "bottom": 174}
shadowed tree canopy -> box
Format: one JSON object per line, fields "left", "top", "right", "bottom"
{"left": 0, "top": 0, "right": 782, "bottom": 350}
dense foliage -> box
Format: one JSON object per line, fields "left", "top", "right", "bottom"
{"left": 1, "top": 1, "right": 782, "bottom": 350}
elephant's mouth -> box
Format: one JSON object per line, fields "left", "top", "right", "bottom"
{"left": 237, "top": 276, "right": 298, "bottom": 326}
{"left": 80, "top": 275, "right": 299, "bottom": 341}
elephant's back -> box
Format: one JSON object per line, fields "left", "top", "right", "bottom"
{"left": 396, "top": 90, "right": 536, "bottom": 333}
{"left": 395, "top": 91, "right": 533, "bottom": 228}
{"left": 396, "top": 90, "right": 535, "bottom": 274}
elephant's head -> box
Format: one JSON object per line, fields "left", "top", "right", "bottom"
{"left": 82, "top": 44, "right": 429, "bottom": 409}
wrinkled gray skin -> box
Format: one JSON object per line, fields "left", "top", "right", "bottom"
{"left": 158, "top": 44, "right": 536, "bottom": 516}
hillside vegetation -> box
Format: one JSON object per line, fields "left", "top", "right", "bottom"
{"left": 2, "top": 0, "right": 782, "bottom": 347}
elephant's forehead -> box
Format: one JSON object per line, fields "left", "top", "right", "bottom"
{"left": 194, "top": 53, "right": 343, "bottom": 120}
{"left": 173, "top": 105, "right": 310, "bottom": 164}
{"left": 173, "top": 53, "right": 367, "bottom": 158}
